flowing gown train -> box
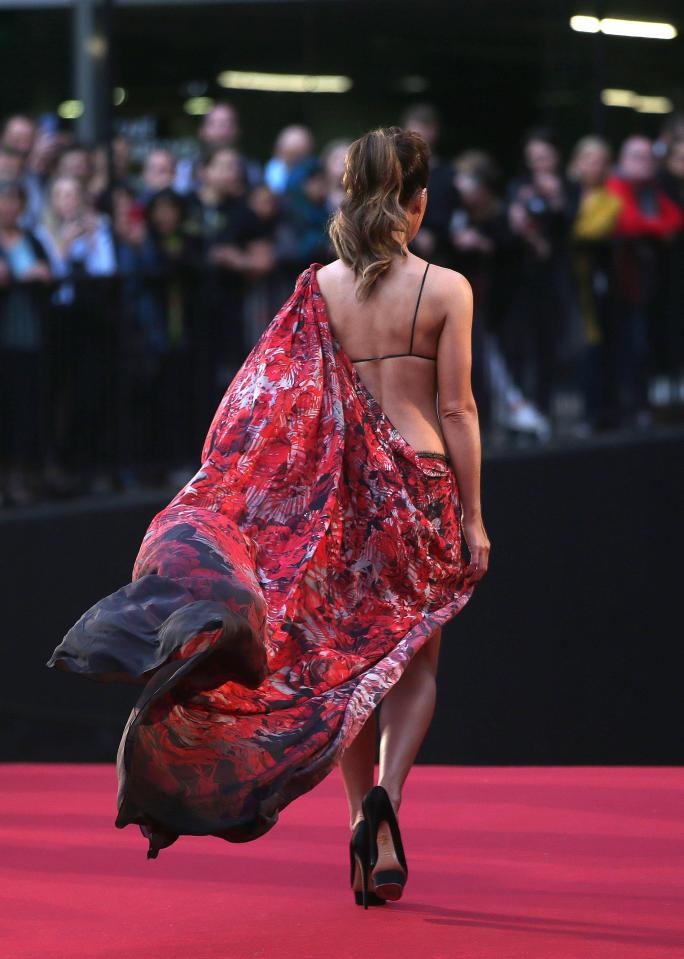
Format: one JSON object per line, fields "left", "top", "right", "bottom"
{"left": 46, "top": 262, "right": 476, "bottom": 858}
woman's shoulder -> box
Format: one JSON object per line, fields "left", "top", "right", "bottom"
{"left": 426, "top": 262, "right": 472, "bottom": 304}
{"left": 317, "top": 257, "right": 472, "bottom": 303}
{"left": 316, "top": 258, "right": 341, "bottom": 277}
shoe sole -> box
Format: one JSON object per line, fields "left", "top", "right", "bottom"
{"left": 372, "top": 880, "right": 404, "bottom": 901}
{"left": 370, "top": 821, "right": 407, "bottom": 900}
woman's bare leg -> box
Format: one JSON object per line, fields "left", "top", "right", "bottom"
{"left": 339, "top": 709, "right": 377, "bottom": 831}
{"left": 377, "top": 626, "right": 442, "bottom": 815}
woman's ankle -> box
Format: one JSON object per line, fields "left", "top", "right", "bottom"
{"left": 377, "top": 781, "right": 401, "bottom": 815}
{"left": 350, "top": 811, "right": 364, "bottom": 831}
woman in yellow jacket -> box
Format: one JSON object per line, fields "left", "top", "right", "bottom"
{"left": 566, "top": 136, "right": 623, "bottom": 432}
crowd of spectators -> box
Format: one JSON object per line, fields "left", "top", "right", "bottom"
{"left": 1, "top": 101, "right": 683, "bottom": 507}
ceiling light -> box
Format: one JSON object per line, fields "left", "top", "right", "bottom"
{"left": 571, "top": 15, "right": 676, "bottom": 39}
{"left": 57, "top": 100, "right": 84, "bottom": 119}
{"left": 217, "top": 70, "right": 352, "bottom": 93}
{"left": 601, "top": 88, "right": 636, "bottom": 107}
{"left": 601, "top": 88, "right": 672, "bottom": 113}
{"left": 184, "top": 96, "right": 214, "bottom": 116}
{"left": 600, "top": 18, "right": 676, "bottom": 40}
{"left": 634, "top": 95, "right": 673, "bottom": 113}
{"left": 570, "top": 15, "right": 600, "bottom": 33}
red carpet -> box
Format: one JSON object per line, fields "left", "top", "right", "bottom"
{"left": 1, "top": 764, "right": 682, "bottom": 959}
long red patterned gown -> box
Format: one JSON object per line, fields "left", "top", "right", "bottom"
{"left": 46, "top": 262, "right": 476, "bottom": 858}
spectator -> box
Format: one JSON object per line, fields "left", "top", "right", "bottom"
{"left": 113, "top": 187, "right": 200, "bottom": 481}
{"left": 277, "top": 157, "right": 333, "bottom": 278}
{"left": 321, "top": 137, "right": 352, "bottom": 211}
{"left": 28, "top": 125, "right": 67, "bottom": 186}
{"left": 244, "top": 183, "right": 293, "bottom": 340}
{"left": 2, "top": 112, "right": 69, "bottom": 230}
{"left": 657, "top": 137, "right": 684, "bottom": 397}
{"left": 114, "top": 184, "right": 198, "bottom": 353}
{"left": 653, "top": 111, "right": 684, "bottom": 162}
{"left": 0, "top": 114, "right": 36, "bottom": 162}
{"left": 565, "top": 136, "right": 623, "bottom": 432}
{"left": 185, "top": 146, "right": 274, "bottom": 425}
{"left": 264, "top": 125, "right": 315, "bottom": 195}
{"left": 112, "top": 135, "right": 132, "bottom": 186}
{"left": 111, "top": 184, "right": 147, "bottom": 252}
{"left": 247, "top": 183, "right": 281, "bottom": 239}
{"left": 174, "top": 102, "right": 262, "bottom": 195}
{"left": 89, "top": 135, "right": 134, "bottom": 210}
{"left": 503, "top": 126, "right": 575, "bottom": 422}
{"left": 658, "top": 136, "right": 684, "bottom": 209}
{"left": 506, "top": 127, "right": 573, "bottom": 252}
{"left": 0, "top": 145, "right": 22, "bottom": 183}
{"left": 138, "top": 148, "right": 177, "bottom": 205}
{"left": 141, "top": 188, "right": 200, "bottom": 345}
{"left": 449, "top": 156, "right": 550, "bottom": 440}
{"left": 34, "top": 175, "right": 117, "bottom": 490}
{"left": 0, "top": 141, "right": 42, "bottom": 231}
{"left": 0, "top": 179, "right": 51, "bottom": 505}
{"left": 54, "top": 145, "right": 95, "bottom": 194}
{"left": 24, "top": 118, "right": 69, "bottom": 226}
{"left": 605, "top": 135, "right": 684, "bottom": 426}
{"left": 401, "top": 103, "right": 461, "bottom": 267}
{"left": 184, "top": 147, "right": 273, "bottom": 273}
{"left": 35, "top": 174, "right": 116, "bottom": 301}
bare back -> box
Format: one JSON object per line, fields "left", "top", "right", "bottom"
{"left": 316, "top": 254, "right": 474, "bottom": 456}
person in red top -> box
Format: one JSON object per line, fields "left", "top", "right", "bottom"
{"left": 604, "top": 136, "right": 684, "bottom": 427}
{"left": 606, "top": 147, "right": 683, "bottom": 239}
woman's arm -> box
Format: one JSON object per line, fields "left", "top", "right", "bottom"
{"left": 435, "top": 269, "right": 490, "bottom": 585}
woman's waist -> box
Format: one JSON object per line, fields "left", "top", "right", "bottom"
{"left": 385, "top": 407, "right": 447, "bottom": 459}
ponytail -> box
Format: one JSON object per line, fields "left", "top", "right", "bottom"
{"left": 327, "top": 126, "right": 430, "bottom": 301}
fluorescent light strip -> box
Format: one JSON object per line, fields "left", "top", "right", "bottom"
{"left": 601, "top": 18, "right": 676, "bottom": 39}
{"left": 601, "top": 88, "right": 636, "bottom": 107}
{"left": 570, "top": 15, "right": 676, "bottom": 39}
{"left": 57, "top": 100, "right": 84, "bottom": 119}
{"left": 601, "top": 88, "right": 673, "bottom": 113}
{"left": 570, "top": 15, "right": 600, "bottom": 33}
{"left": 217, "top": 70, "right": 352, "bottom": 93}
{"left": 184, "top": 97, "right": 214, "bottom": 116}
{"left": 634, "top": 95, "right": 673, "bottom": 114}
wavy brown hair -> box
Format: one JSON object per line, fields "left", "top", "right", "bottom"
{"left": 327, "top": 126, "right": 430, "bottom": 301}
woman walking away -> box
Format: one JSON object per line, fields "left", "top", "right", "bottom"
{"left": 46, "top": 126, "right": 490, "bottom": 910}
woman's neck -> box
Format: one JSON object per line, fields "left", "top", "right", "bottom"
{"left": 389, "top": 230, "right": 411, "bottom": 253}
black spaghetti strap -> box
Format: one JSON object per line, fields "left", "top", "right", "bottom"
{"left": 408, "top": 262, "right": 430, "bottom": 356}
{"left": 348, "top": 261, "right": 435, "bottom": 363}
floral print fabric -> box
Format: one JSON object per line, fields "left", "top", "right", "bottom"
{"left": 46, "top": 262, "right": 475, "bottom": 858}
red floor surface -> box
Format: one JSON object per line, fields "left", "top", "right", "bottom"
{"left": 1, "top": 764, "right": 682, "bottom": 959}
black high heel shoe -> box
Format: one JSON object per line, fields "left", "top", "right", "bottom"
{"left": 361, "top": 785, "right": 408, "bottom": 901}
{"left": 349, "top": 819, "right": 387, "bottom": 908}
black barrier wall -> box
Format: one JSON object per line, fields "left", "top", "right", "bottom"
{"left": 2, "top": 431, "right": 682, "bottom": 765}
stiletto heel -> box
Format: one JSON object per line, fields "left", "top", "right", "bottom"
{"left": 361, "top": 785, "right": 408, "bottom": 901}
{"left": 349, "top": 819, "right": 386, "bottom": 908}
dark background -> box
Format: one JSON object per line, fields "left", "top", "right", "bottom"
{"left": 1, "top": 0, "right": 683, "bottom": 167}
